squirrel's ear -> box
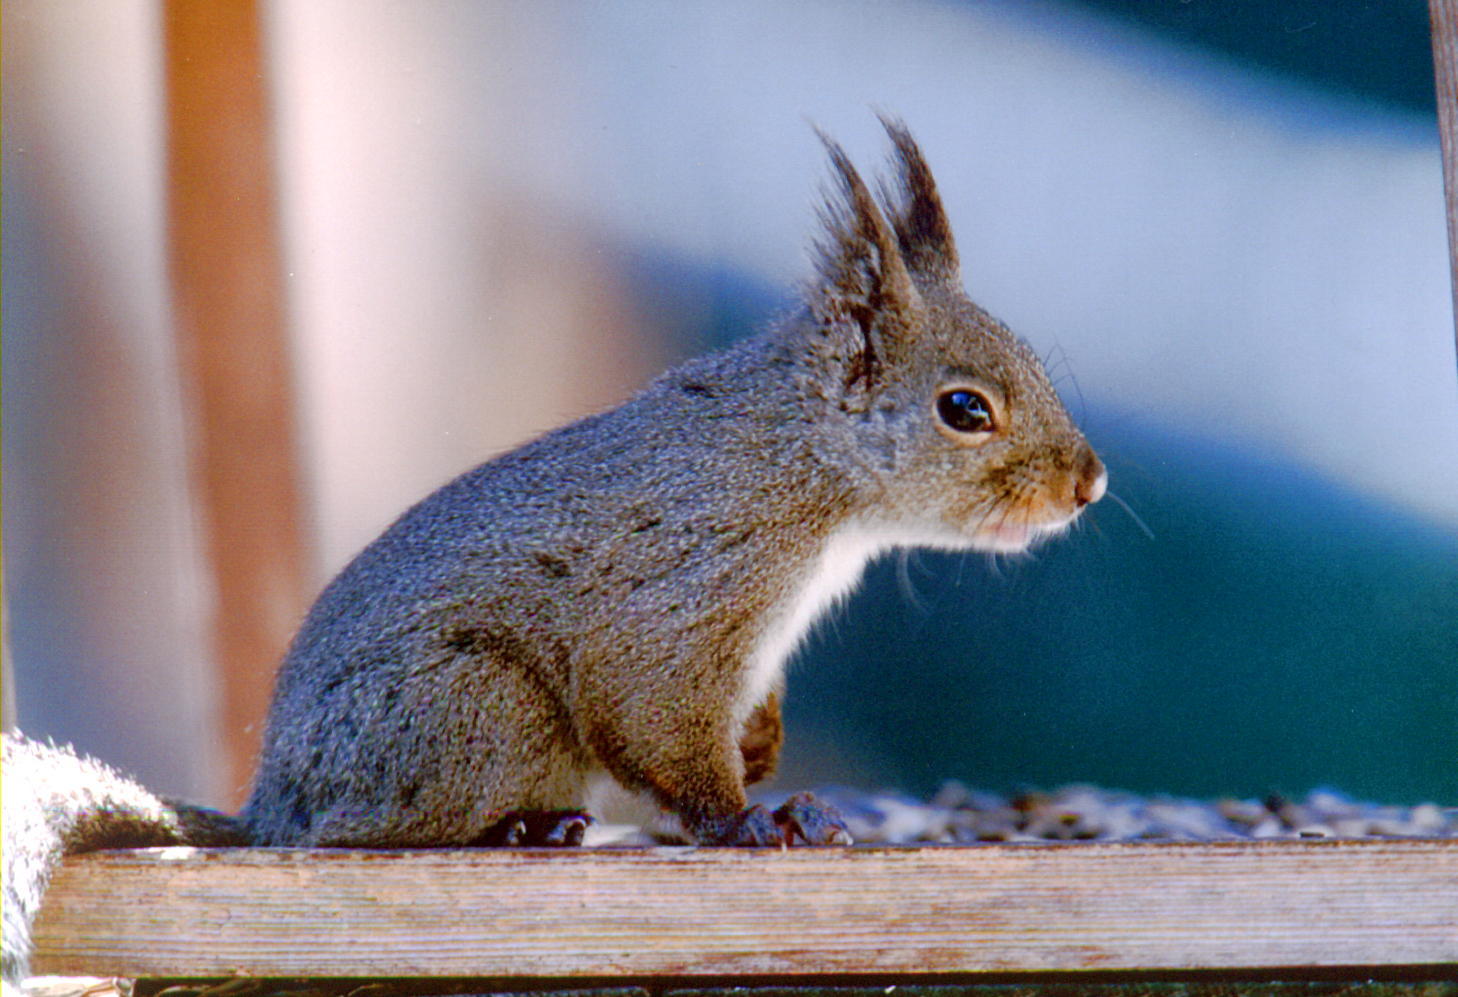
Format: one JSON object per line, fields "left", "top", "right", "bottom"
{"left": 811, "top": 130, "right": 920, "bottom": 390}
{"left": 876, "top": 115, "right": 959, "bottom": 285}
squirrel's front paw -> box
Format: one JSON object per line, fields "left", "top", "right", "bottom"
{"left": 773, "top": 791, "right": 853, "bottom": 845}
{"left": 698, "top": 804, "right": 783, "bottom": 846}
{"left": 699, "top": 795, "right": 853, "bottom": 846}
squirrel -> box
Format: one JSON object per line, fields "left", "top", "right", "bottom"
{"left": 2, "top": 117, "right": 1104, "bottom": 987}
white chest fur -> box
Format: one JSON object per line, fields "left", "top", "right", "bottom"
{"left": 735, "top": 519, "right": 975, "bottom": 726}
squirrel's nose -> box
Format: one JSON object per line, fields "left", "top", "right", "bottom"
{"left": 1073, "top": 450, "right": 1107, "bottom": 508}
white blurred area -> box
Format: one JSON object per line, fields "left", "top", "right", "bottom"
{"left": 4, "top": 0, "right": 1454, "bottom": 802}
{"left": 264, "top": 0, "right": 1457, "bottom": 561}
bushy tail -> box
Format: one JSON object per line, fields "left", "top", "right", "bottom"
{"left": 2, "top": 732, "right": 247, "bottom": 989}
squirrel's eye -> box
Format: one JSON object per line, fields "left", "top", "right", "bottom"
{"left": 936, "top": 388, "right": 995, "bottom": 434}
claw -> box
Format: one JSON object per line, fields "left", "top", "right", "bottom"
{"left": 545, "top": 815, "right": 589, "bottom": 847}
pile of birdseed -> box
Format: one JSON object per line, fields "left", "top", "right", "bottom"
{"left": 796, "top": 782, "right": 1458, "bottom": 844}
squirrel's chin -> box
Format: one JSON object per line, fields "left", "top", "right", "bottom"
{"left": 971, "top": 514, "right": 1077, "bottom": 554}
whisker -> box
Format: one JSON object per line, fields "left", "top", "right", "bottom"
{"left": 1042, "top": 341, "right": 1090, "bottom": 425}
{"left": 1069, "top": 371, "right": 1089, "bottom": 425}
{"left": 1105, "top": 489, "right": 1155, "bottom": 541}
{"left": 1044, "top": 351, "right": 1069, "bottom": 386}
{"left": 895, "top": 547, "right": 926, "bottom": 614}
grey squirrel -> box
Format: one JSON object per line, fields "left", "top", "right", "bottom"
{"left": 2, "top": 118, "right": 1104, "bottom": 985}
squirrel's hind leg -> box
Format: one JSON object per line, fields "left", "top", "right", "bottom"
{"left": 469, "top": 809, "right": 593, "bottom": 847}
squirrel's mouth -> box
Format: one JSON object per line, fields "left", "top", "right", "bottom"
{"left": 969, "top": 465, "right": 1104, "bottom": 554}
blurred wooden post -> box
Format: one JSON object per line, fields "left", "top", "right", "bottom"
{"left": 1431, "top": 0, "right": 1458, "bottom": 364}
{"left": 164, "top": 0, "right": 310, "bottom": 807}
{"left": 2, "top": 569, "right": 15, "bottom": 734}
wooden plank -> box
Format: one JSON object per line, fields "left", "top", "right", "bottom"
{"left": 163, "top": 0, "right": 311, "bottom": 807}
{"left": 30, "top": 841, "right": 1458, "bottom": 979}
{"left": 1432, "top": 0, "right": 1458, "bottom": 360}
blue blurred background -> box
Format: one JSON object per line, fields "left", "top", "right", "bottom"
{"left": 5, "top": 0, "right": 1455, "bottom": 807}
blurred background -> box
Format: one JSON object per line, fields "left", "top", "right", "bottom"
{"left": 4, "top": 0, "right": 1455, "bottom": 811}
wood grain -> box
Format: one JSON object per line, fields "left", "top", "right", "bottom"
{"left": 30, "top": 841, "right": 1458, "bottom": 979}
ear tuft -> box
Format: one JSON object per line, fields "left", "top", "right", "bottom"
{"left": 876, "top": 114, "right": 960, "bottom": 284}
{"left": 810, "top": 129, "right": 919, "bottom": 391}
{"left": 812, "top": 129, "right": 916, "bottom": 303}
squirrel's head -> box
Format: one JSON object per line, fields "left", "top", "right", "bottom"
{"left": 795, "top": 117, "right": 1105, "bottom": 554}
